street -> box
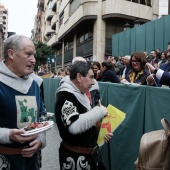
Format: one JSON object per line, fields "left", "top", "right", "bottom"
{"left": 41, "top": 123, "right": 62, "bottom": 170}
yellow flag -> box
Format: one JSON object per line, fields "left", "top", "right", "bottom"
{"left": 97, "top": 104, "right": 126, "bottom": 146}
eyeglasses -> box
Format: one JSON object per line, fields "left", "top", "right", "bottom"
{"left": 131, "top": 60, "right": 140, "bottom": 63}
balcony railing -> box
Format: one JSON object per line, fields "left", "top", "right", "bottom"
{"left": 3, "top": 13, "right": 7, "bottom": 19}
{"left": 51, "top": 0, "right": 57, "bottom": 12}
{"left": 51, "top": 14, "right": 58, "bottom": 30}
{"left": 45, "top": 8, "right": 55, "bottom": 21}
{"left": 47, "top": 33, "right": 58, "bottom": 46}
{"left": 38, "top": 0, "right": 44, "bottom": 10}
{"left": 45, "top": 25, "right": 55, "bottom": 36}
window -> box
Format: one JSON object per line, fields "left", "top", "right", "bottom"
{"left": 65, "top": 42, "right": 68, "bottom": 51}
{"left": 68, "top": 42, "right": 73, "bottom": 50}
{"left": 132, "top": 0, "right": 138, "bottom": 3}
{"left": 48, "top": 1, "right": 52, "bottom": 9}
{"left": 70, "top": 0, "right": 81, "bottom": 15}
{"left": 125, "top": 0, "right": 151, "bottom": 6}
{"left": 56, "top": 48, "right": 62, "bottom": 56}
{"left": 140, "top": 0, "right": 145, "bottom": 5}
{"left": 77, "top": 26, "right": 93, "bottom": 45}
{"left": 79, "top": 35, "right": 84, "bottom": 44}
{"left": 59, "top": 12, "right": 64, "bottom": 26}
{"left": 146, "top": 0, "right": 151, "bottom": 6}
{"left": 84, "top": 33, "right": 88, "bottom": 41}
{"left": 64, "top": 38, "right": 73, "bottom": 52}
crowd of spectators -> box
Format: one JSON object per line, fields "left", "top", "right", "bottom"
{"left": 37, "top": 42, "right": 170, "bottom": 88}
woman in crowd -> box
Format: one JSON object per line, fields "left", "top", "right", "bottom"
{"left": 56, "top": 68, "right": 66, "bottom": 79}
{"left": 92, "top": 61, "right": 101, "bottom": 80}
{"left": 158, "top": 51, "right": 168, "bottom": 67}
{"left": 100, "top": 62, "right": 120, "bottom": 83}
{"left": 50, "top": 71, "right": 57, "bottom": 78}
{"left": 121, "top": 51, "right": 149, "bottom": 85}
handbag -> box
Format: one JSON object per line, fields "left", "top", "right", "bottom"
{"left": 134, "top": 118, "right": 170, "bottom": 170}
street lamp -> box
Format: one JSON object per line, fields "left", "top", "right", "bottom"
{"left": 123, "top": 22, "right": 131, "bottom": 30}
{"left": 133, "top": 19, "right": 141, "bottom": 27}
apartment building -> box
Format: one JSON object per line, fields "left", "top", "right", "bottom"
{"left": 0, "top": 3, "right": 8, "bottom": 61}
{"left": 34, "top": 0, "right": 159, "bottom": 68}
{"left": 33, "top": 0, "right": 45, "bottom": 42}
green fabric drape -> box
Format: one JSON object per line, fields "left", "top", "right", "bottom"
{"left": 112, "top": 15, "right": 170, "bottom": 56}
{"left": 144, "top": 86, "right": 170, "bottom": 132}
{"left": 164, "top": 16, "right": 170, "bottom": 46}
{"left": 100, "top": 83, "right": 146, "bottom": 170}
{"left": 135, "top": 24, "right": 146, "bottom": 52}
{"left": 43, "top": 78, "right": 61, "bottom": 113}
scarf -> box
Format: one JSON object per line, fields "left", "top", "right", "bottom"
{"left": 129, "top": 70, "right": 144, "bottom": 83}
{"left": 0, "top": 61, "right": 33, "bottom": 94}
{"left": 57, "top": 78, "right": 91, "bottom": 111}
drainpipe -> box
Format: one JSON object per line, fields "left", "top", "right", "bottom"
{"left": 168, "top": 0, "right": 170, "bottom": 14}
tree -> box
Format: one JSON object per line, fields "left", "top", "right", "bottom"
{"left": 34, "top": 42, "right": 54, "bottom": 71}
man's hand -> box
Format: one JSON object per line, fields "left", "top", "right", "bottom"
{"left": 97, "top": 70, "right": 101, "bottom": 75}
{"left": 104, "top": 133, "right": 113, "bottom": 143}
{"left": 146, "top": 74, "right": 155, "bottom": 85}
{"left": 100, "top": 105, "right": 108, "bottom": 116}
{"left": 21, "top": 138, "right": 42, "bottom": 157}
{"left": 9, "top": 129, "right": 37, "bottom": 144}
{"left": 121, "top": 78, "right": 128, "bottom": 84}
{"left": 146, "top": 63, "right": 156, "bottom": 73}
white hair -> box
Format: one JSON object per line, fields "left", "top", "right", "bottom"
{"left": 124, "top": 55, "right": 131, "bottom": 60}
{"left": 72, "top": 56, "right": 86, "bottom": 64}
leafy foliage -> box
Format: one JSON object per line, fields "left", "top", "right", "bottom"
{"left": 34, "top": 42, "right": 54, "bottom": 71}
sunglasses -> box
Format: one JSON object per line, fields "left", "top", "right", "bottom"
{"left": 131, "top": 60, "right": 140, "bottom": 63}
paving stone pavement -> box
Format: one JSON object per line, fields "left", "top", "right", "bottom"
{"left": 41, "top": 123, "right": 62, "bottom": 170}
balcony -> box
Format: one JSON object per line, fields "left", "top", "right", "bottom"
{"left": 38, "top": 0, "right": 44, "bottom": 10}
{"left": 45, "top": 8, "right": 55, "bottom": 21}
{"left": 45, "top": 25, "right": 55, "bottom": 36}
{"left": 101, "top": 0, "right": 157, "bottom": 21}
{"left": 47, "top": 33, "right": 58, "bottom": 46}
{"left": 45, "top": 0, "right": 51, "bottom": 6}
{"left": 3, "top": 19, "right": 7, "bottom": 24}
{"left": 52, "top": 0, "right": 57, "bottom": 12}
{"left": 58, "top": 0, "right": 98, "bottom": 38}
{"left": 37, "top": 22, "right": 42, "bottom": 30}
{"left": 3, "top": 13, "right": 7, "bottom": 19}
{"left": 3, "top": 10, "right": 7, "bottom": 14}
{"left": 51, "top": 14, "right": 58, "bottom": 30}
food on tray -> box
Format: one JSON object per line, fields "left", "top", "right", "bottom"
{"left": 24, "top": 122, "right": 49, "bottom": 131}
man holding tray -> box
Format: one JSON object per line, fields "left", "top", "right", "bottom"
{"left": 0, "top": 35, "right": 46, "bottom": 170}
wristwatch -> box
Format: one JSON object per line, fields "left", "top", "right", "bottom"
{"left": 154, "top": 68, "right": 158, "bottom": 74}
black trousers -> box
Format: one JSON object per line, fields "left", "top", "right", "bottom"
{"left": 59, "top": 143, "right": 99, "bottom": 170}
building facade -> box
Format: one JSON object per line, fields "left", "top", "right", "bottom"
{"left": 0, "top": 3, "right": 8, "bottom": 61}
{"left": 33, "top": 0, "right": 159, "bottom": 68}
{"left": 159, "top": 0, "right": 169, "bottom": 17}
